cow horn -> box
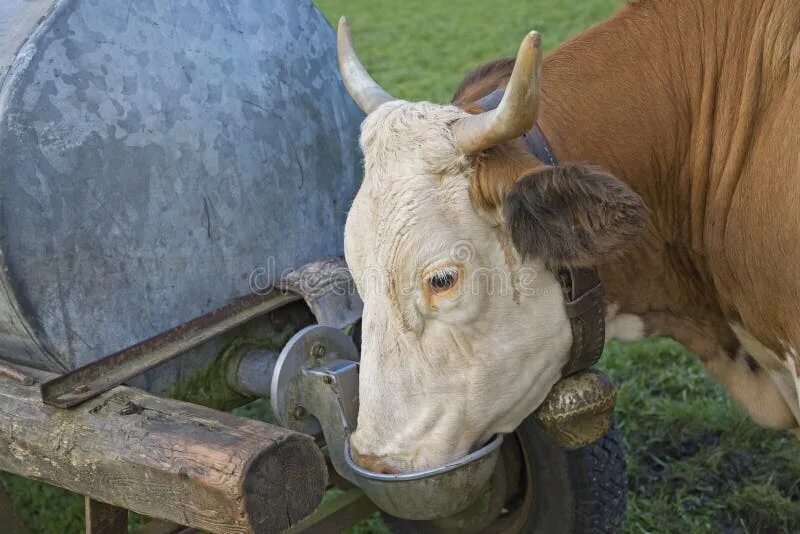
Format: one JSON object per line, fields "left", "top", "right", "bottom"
{"left": 337, "top": 17, "right": 395, "bottom": 114}
{"left": 453, "top": 31, "right": 543, "bottom": 155}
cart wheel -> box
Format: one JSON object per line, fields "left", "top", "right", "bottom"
{"left": 382, "top": 416, "right": 627, "bottom": 534}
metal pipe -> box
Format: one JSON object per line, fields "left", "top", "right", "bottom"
{"left": 227, "top": 348, "right": 280, "bottom": 398}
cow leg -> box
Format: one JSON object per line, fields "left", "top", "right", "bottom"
{"left": 703, "top": 345, "right": 798, "bottom": 430}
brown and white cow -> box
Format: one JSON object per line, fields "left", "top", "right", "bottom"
{"left": 338, "top": 0, "right": 800, "bottom": 473}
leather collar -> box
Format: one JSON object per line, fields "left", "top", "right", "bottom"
{"left": 474, "top": 88, "right": 558, "bottom": 166}
{"left": 476, "top": 88, "right": 606, "bottom": 376}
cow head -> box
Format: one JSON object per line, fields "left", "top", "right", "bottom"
{"left": 338, "top": 18, "right": 646, "bottom": 473}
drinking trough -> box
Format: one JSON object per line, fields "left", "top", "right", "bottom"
{"left": 0, "top": 1, "right": 367, "bottom": 532}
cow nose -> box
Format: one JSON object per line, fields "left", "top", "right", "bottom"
{"left": 350, "top": 448, "right": 399, "bottom": 474}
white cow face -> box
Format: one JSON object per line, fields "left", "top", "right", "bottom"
{"left": 345, "top": 101, "right": 572, "bottom": 473}
{"left": 337, "top": 20, "right": 646, "bottom": 473}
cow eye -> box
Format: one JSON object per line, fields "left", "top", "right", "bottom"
{"left": 428, "top": 268, "right": 459, "bottom": 293}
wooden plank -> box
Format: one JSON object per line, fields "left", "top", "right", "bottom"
{"left": 0, "top": 365, "right": 328, "bottom": 534}
{"left": 85, "top": 498, "right": 127, "bottom": 534}
{"left": 287, "top": 488, "right": 377, "bottom": 533}
{"left": 132, "top": 518, "right": 199, "bottom": 534}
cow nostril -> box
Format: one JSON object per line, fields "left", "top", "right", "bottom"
{"left": 375, "top": 463, "right": 399, "bottom": 475}
{"left": 351, "top": 450, "right": 380, "bottom": 470}
{"left": 351, "top": 450, "right": 399, "bottom": 474}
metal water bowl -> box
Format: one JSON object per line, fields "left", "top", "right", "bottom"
{"left": 344, "top": 434, "right": 504, "bottom": 520}
{"left": 270, "top": 324, "right": 505, "bottom": 520}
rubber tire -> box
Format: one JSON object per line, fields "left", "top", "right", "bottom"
{"left": 384, "top": 417, "right": 627, "bottom": 534}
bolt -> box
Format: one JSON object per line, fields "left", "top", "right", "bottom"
{"left": 311, "top": 343, "right": 326, "bottom": 358}
{"left": 293, "top": 406, "right": 307, "bottom": 420}
{"left": 72, "top": 384, "right": 90, "bottom": 394}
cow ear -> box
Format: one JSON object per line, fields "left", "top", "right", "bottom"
{"left": 503, "top": 164, "right": 647, "bottom": 267}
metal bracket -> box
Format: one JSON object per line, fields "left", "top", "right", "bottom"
{"left": 271, "top": 324, "right": 360, "bottom": 484}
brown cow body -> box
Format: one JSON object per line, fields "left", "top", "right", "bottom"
{"left": 456, "top": 0, "right": 800, "bottom": 431}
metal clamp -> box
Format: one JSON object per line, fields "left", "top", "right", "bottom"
{"left": 271, "top": 324, "right": 361, "bottom": 483}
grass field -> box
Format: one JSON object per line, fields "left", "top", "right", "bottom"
{"left": 2, "top": 1, "right": 799, "bottom": 532}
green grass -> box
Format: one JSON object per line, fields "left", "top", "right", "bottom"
{"left": 319, "top": 0, "right": 621, "bottom": 103}
{"left": 4, "top": 1, "right": 799, "bottom": 532}
{"left": 602, "top": 340, "right": 800, "bottom": 533}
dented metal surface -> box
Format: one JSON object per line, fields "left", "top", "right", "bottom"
{"left": 0, "top": 0, "right": 363, "bottom": 383}
{"left": 278, "top": 256, "right": 364, "bottom": 330}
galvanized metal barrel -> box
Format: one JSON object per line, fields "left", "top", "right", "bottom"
{"left": 0, "top": 0, "right": 363, "bottom": 383}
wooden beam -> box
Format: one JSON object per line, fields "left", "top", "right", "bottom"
{"left": 132, "top": 518, "right": 198, "bottom": 534}
{"left": 85, "top": 498, "right": 127, "bottom": 534}
{"left": 0, "top": 365, "right": 327, "bottom": 534}
{"left": 287, "top": 488, "right": 377, "bottom": 533}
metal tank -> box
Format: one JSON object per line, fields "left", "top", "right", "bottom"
{"left": 0, "top": 0, "right": 363, "bottom": 390}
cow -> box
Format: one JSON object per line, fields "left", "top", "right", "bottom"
{"left": 337, "top": 0, "right": 800, "bottom": 474}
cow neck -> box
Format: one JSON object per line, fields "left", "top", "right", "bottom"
{"left": 477, "top": 89, "right": 606, "bottom": 377}
{"left": 534, "top": 0, "right": 742, "bottom": 362}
